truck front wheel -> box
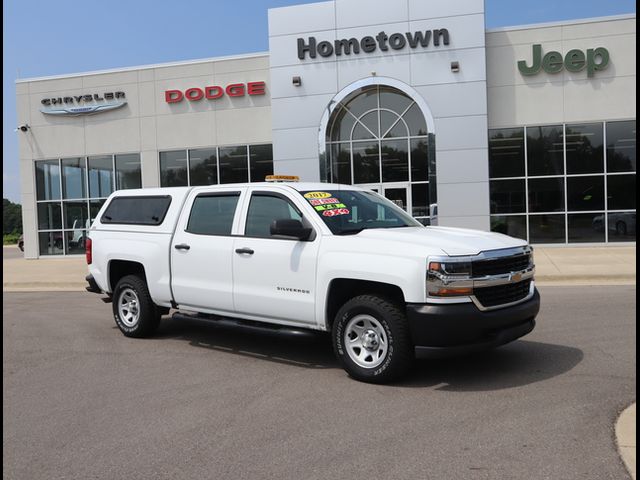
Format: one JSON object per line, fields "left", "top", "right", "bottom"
{"left": 112, "top": 275, "right": 161, "bottom": 338}
{"left": 332, "top": 295, "right": 414, "bottom": 383}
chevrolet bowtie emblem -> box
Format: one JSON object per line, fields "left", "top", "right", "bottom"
{"left": 510, "top": 272, "right": 523, "bottom": 283}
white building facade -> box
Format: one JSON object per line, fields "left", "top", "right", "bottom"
{"left": 15, "top": 0, "right": 636, "bottom": 257}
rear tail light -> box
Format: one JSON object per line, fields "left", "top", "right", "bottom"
{"left": 85, "top": 237, "right": 92, "bottom": 264}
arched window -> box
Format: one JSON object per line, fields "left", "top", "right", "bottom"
{"left": 324, "top": 85, "right": 436, "bottom": 224}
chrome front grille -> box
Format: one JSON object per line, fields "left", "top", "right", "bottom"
{"left": 473, "top": 279, "right": 533, "bottom": 308}
{"left": 472, "top": 253, "right": 531, "bottom": 277}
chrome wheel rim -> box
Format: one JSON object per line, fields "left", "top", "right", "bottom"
{"left": 118, "top": 288, "right": 140, "bottom": 327}
{"left": 344, "top": 314, "right": 388, "bottom": 369}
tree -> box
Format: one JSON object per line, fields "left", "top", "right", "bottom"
{"left": 3, "top": 199, "right": 23, "bottom": 235}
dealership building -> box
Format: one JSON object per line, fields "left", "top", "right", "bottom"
{"left": 15, "top": 0, "right": 636, "bottom": 257}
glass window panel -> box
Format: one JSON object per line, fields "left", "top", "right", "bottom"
{"left": 63, "top": 201, "right": 89, "bottom": 230}
{"left": 189, "top": 148, "right": 217, "bottom": 186}
{"left": 160, "top": 151, "right": 188, "bottom": 187}
{"left": 608, "top": 212, "right": 636, "bottom": 242}
{"left": 187, "top": 194, "right": 240, "bottom": 235}
{"left": 380, "top": 111, "right": 404, "bottom": 138}
{"left": 490, "top": 179, "right": 526, "bottom": 214}
{"left": 245, "top": 195, "right": 302, "bottom": 237}
{"left": 61, "top": 158, "right": 86, "bottom": 199}
{"left": 65, "top": 230, "right": 87, "bottom": 254}
{"left": 607, "top": 174, "right": 636, "bottom": 210}
{"left": 565, "top": 123, "right": 604, "bottom": 174}
{"left": 219, "top": 146, "right": 248, "bottom": 184}
{"left": 402, "top": 103, "right": 428, "bottom": 136}
{"left": 566, "top": 176, "right": 604, "bottom": 211}
{"left": 36, "top": 160, "right": 61, "bottom": 201}
{"left": 606, "top": 120, "right": 636, "bottom": 172}
{"left": 411, "top": 183, "right": 430, "bottom": 217}
{"left": 379, "top": 87, "right": 412, "bottom": 114}
{"left": 383, "top": 117, "right": 408, "bottom": 139}
{"left": 490, "top": 215, "right": 527, "bottom": 240}
{"left": 527, "top": 125, "right": 564, "bottom": 176}
{"left": 115, "top": 154, "right": 142, "bottom": 190}
{"left": 331, "top": 143, "right": 352, "bottom": 184}
{"left": 353, "top": 141, "right": 380, "bottom": 184}
{"left": 358, "top": 111, "right": 379, "bottom": 137}
{"left": 489, "top": 128, "right": 525, "bottom": 178}
{"left": 37, "top": 202, "right": 62, "bottom": 230}
{"left": 381, "top": 139, "right": 409, "bottom": 182}
{"left": 410, "top": 138, "right": 428, "bottom": 182}
{"left": 249, "top": 144, "right": 274, "bottom": 183}
{"left": 528, "top": 214, "right": 566, "bottom": 244}
{"left": 344, "top": 87, "right": 378, "bottom": 118}
{"left": 88, "top": 156, "right": 113, "bottom": 198}
{"left": 427, "top": 133, "right": 437, "bottom": 207}
{"left": 568, "top": 213, "right": 606, "bottom": 243}
{"left": 528, "top": 177, "right": 565, "bottom": 212}
{"left": 329, "top": 106, "right": 357, "bottom": 142}
{"left": 39, "top": 231, "right": 64, "bottom": 256}
{"left": 352, "top": 121, "right": 376, "bottom": 140}
{"left": 89, "top": 199, "right": 106, "bottom": 225}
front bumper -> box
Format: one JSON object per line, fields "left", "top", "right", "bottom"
{"left": 407, "top": 288, "right": 540, "bottom": 358}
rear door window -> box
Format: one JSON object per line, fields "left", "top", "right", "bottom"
{"left": 186, "top": 193, "right": 240, "bottom": 236}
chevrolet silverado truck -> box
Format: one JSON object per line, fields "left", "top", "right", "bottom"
{"left": 85, "top": 181, "right": 540, "bottom": 383}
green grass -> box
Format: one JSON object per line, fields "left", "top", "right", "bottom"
{"left": 3, "top": 233, "right": 21, "bottom": 245}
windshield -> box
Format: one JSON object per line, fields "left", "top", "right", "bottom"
{"left": 299, "top": 189, "right": 422, "bottom": 234}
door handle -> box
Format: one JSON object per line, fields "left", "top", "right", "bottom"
{"left": 174, "top": 243, "right": 191, "bottom": 251}
{"left": 235, "top": 247, "right": 254, "bottom": 255}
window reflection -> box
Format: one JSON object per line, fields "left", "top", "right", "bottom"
{"left": 160, "top": 151, "right": 188, "bottom": 187}
{"left": 606, "top": 120, "right": 636, "bottom": 172}
{"left": 489, "top": 128, "right": 525, "bottom": 178}
{"left": 565, "top": 123, "right": 603, "bottom": 174}
{"left": 527, "top": 125, "right": 564, "bottom": 176}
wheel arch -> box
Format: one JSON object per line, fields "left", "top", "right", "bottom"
{"left": 324, "top": 278, "right": 405, "bottom": 331}
{"left": 108, "top": 259, "right": 147, "bottom": 292}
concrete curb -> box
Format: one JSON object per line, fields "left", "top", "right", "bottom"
{"left": 616, "top": 403, "right": 637, "bottom": 480}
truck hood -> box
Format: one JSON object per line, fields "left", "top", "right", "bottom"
{"left": 355, "top": 226, "right": 527, "bottom": 256}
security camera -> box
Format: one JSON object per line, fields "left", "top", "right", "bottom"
{"left": 16, "top": 124, "right": 29, "bottom": 132}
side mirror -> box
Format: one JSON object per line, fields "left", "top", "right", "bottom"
{"left": 270, "top": 219, "right": 312, "bottom": 241}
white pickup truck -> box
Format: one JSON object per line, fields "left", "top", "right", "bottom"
{"left": 86, "top": 181, "right": 540, "bottom": 383}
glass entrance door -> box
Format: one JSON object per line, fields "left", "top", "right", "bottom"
{"left": 383, "top": 184, "right": 410, "bottom": 212}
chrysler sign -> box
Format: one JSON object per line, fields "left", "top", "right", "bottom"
{"left": 40, "top": 91, "right": 127, "bottom": 116}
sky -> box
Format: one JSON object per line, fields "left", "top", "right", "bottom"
{"left": 2, "top": 0, "right": 636, "bottom": 203}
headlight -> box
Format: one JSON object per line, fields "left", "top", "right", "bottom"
{"left": 427, "top": 258, "right": 473, "bottom": 298}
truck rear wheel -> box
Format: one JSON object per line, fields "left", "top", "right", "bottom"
{"left": 332, "top": 294, "right": 413, "bottom": 383}
{"left": 112, "top": 275, "right": 161, "bottom": 338}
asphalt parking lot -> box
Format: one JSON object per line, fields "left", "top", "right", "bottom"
{"left": 3, "top": 286, "right": 636, "bottom": 480}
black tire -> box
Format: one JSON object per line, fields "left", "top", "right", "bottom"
{"left": 616, "top": 221, "right": 627, "bottom": 236}
{"left": 332, "top": 294, "right": 414, "bottom": 383}
{"left": 112, "top": 275, "right": 161, "bottom": 338}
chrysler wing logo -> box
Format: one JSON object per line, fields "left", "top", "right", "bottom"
{"left": 40, "top": 101, "right": 127, "bottom": 116}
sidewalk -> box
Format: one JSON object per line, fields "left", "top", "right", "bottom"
{"left": 3, "top": 245, "right": 636, "bottom": 292}
{"left": 617, "top": 403, "right": 637, "bottom": 480}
